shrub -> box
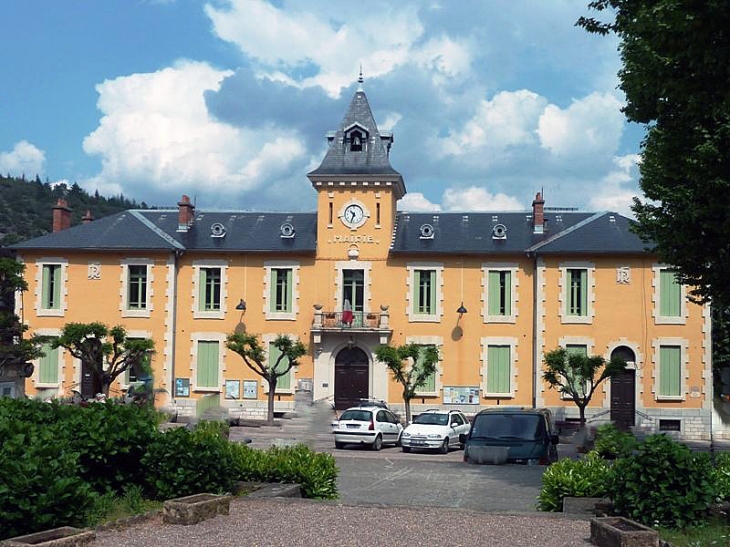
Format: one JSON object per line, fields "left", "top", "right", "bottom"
{"left": 142, "top": 423, "right": 236, "bottom": 500}
{"left": 608, "top": 434, "right": 714, "bottom": 529}
{"left": 231, "top": 443, "right": 338, "bottom": 499}
{"left": 711, "top": 452, "right": 730, "bottom": 502}
{"left": 593, "top": 423, "right": 637, "bottom": 459}
{"left": 537, "top": 452, "right": 610, "bottom": 512}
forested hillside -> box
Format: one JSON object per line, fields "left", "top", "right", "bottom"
{"left": 0, "top": 174, "right": 148, "bottom": 246}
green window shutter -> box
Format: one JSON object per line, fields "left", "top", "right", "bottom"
{"left": 269, "top": 342, "right": 290, "bottom": 390}
{"left": 39, "top": 341, "right": 59, "bottom": 384}
{"left": 660, "top": 346, "right": 681, "bottom": 396}
{"left": 199, "top": 269, "right": 207, "bottom": 311}
{"left": 270, "top": 269, "right": 277, "bottom": 312}
{"left": 503, "top": 271, "right": 511, "bottom": 315}
{"left": 660, "top": 270, "right": 681, "bottom": 317}
{"left": 565, "top": 345, "right": 588, "bottom": 396}
{"left": 197, "top": 341, "right": 219, "bottom": 388}
{"left": 417, "top": 346, "right": 436, "bottom": 391}
{"left": 579, "top": 269, "right": 588, "bottom": 316}
{"left": 52, "top": 265, "right": 60, "bottom": 309}
{"left": 285, "top": 269, "right": 293, "bottom": 312}
{"left": 487, "top": 346, "right": 510, "bottom": 393}
{"left": 429, "top": 271, "right": 436, "bottom": 315}
{"left": 42, "top": 265, "right": 51, "bottom": 308}
{"left": 413, "top": 270, "right": 421, "bottom": 313}
{"left": 488, "top": 271, "right": 501, "bottom": 315}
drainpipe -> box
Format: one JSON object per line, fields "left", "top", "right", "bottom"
{"left": 529, "top": 250, "right": 538, "bottom": 409}
{"left": 168, "top": 250, "right": 181, "bottom": 408}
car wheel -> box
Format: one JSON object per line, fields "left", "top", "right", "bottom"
{"left": 439, "top": 438, "right": 449, "bottom": 454}
{"left": 402, "top": 446, "right": 412, "bottom": 453}
{"left": 372, "top": 434, "right": 383, "bottom": 451}
{"left": 335, "top": 442, "right": 345, "bottom": 449}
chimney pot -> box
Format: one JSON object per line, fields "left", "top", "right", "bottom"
{"left": 52, "top": 198, "right": 72, "bottom": 233}
{"left": 82, "top": 210, "right": 94, "bottom": 224}
{"left": 532, "top": 192, "right": 545, "bottom": 234}
{"left": 178, "top": 195, "right": 195, "bottom": 232}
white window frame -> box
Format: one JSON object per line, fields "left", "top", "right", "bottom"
{"left": 35, "top": 258, "right": 67, "bottom": 317}
{"left": 264, "top": 260, "right": 300, "bottom": 321}
{"left": 189, "top": 333, "right": 226, "bottom": 392}
{"left": 480, "top": 337, "right": 519, "bottom": 398}
{"left": 652, "top": 264, "right": 688, "bottom": 325}
{"left": 558, "top": 261, "right": 595, "bottom": 324}
{"left": 334, "top": 260, "right": 372, "bottom": 313}
{"left": 406, "top": 336, "right": 443, "bottom": 397}
{"left": 192, "top": 260, "right": 228, "bottom": 319}
{"left": 481, "top": 262, "right": 519, "bottom": 324}
{"left": 262, "top": 333, "right": 299, "bottom": 395}
{"left": 33, "top": 328, "right": 64, "bottom": 390}
{"left": 406, "top": 262, "right": 443, "bottom": 323}
{"left": 557, "top": 336, "right": 595, "bottom": 400}
{"left": 120, "top": 259, "right": 154, "bottom": 318}
{"left": 652, "top": 337, "right": 688, "bottom": 402}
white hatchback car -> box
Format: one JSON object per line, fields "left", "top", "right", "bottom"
{"left": 332, "top": 405, "right": 403, "bottom": 450}
{"left": 400, "top": 409, "right": 471, "bottom": 453}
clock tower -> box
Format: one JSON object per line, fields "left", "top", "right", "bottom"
{"left": 308, "top": 76, "right": 405, "bottom": 262}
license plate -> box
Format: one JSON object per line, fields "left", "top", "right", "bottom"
{"left": 346, "top": 424, "right": 359, "bottom": 429}
{"left": 412, "top": 440, "right": 425, "bottom": 445}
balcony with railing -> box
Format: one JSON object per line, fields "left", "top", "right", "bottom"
{"left": 311, "top": 305, "right": 392, "bottom": 344}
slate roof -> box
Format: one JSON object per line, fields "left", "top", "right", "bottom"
{"left": 308, "top": 88, "right": 402, "bottom": 179}
{"left": 11, "top": 210, "right": 318, "bottom": 254}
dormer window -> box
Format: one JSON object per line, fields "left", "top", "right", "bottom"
{"left": 350, "top": 130, "right": 363, "bottom": 151}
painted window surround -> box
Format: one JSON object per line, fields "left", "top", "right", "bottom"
{"left": 652, "top": 264, "right": 688, "bottom": 325}
{"left": 262, "top": 333, "right": 299, "bottom": 395}
{"left": 652, "top": 337, "right": 689, "bottom": 401}
{"left": 558, "top": 261, "right": 595, "bottom": 324}
{"left": 481, "top": 262, "right": 519, "bottom": 324}
{"left": 334, "top": 260, "right": 372, "bottom": 313}
{"left": 192, "top": 260, "right": 228, "bottom": 319}
{"left": 120, "top": 259, "right": 154, "bottom": 318}
{"left": 119, "top": 329, "right": 153, "bottom": 389}
{"left": 406, "top": 262, "right": 444, "bottom": 322}
{"left": 32, "top": 328, "right": 64, "bottom": 390}
{"left": 480, "top": 337, "right": 519, "bottom": 398}
{"left": 406, "top": 335, "right": 443, "bottom": 397}
{"left": 189, "top": 332, "right": 226, "bottom": 392}
{"left": 35, "top": 258, "right": 68, "bottom": 317}
{"left": 263, "top": 260, "right": 300, "bottom": 321}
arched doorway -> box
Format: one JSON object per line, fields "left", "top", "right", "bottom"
{"left": 334, "top": 346, "right": 369, "bottom": 410}
{"left": 610, "top": 346, "right": 636, "bottom": 428}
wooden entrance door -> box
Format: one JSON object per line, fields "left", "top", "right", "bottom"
{"left": 80, "top": 360, "right": 101, "bottom": 398}
{"left": 610, "top": 346, "right": 636, "bottom": 427}
{"left": 334, "top": 347, "right": 369, "bottom": 410}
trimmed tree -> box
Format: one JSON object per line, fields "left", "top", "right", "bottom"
{"left": 226, "top": 332, "right": 306, "bottom": 425}
{"left": 53, "top": 322, "right": 154, "bottom": 397}
{"left": 375, "top": 343, "right": 439, "bottom": 425}
{"left": 543, "top": 347, "right": 627, "bottom": 426}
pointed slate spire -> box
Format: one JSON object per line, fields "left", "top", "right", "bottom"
{"left": 308, "top": 75, "right": 404, "bottom": 198}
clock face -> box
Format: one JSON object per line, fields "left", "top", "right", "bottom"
{"left": 341, "top": 203, "right": 366, "bottom": 228}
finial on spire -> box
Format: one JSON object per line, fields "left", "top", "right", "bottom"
{"left": 357, "top": 65, "right": 364, "bottom": 91}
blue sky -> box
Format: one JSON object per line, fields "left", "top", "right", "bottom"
{"left": 0, "top": 0, "right": 642, "bottom": 215}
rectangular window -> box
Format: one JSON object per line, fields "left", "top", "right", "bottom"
{"left": 567, "top": 268, "right": 588, "bottom": 316}
{"left": 38, "top": 339, "right": 59, "bottom": 384}
{"left": 486, "top": 345, "right": 510, "bottom": 394}
{"left": 124, "top": 338, "right": 150, "bottom": 385}
{"left": 200, "top": 268, "right": 221, "bottom": 311}
{"left": 269, "top": 342, "right": 291, "bottom": 390}
{"left": 414, "top": 269, "right": 436, "bottom": 315}
{"left": 127, "top": 265, "right": 147, "bottom": 310}
{"left": 270, "top": 268, "right": 293, "bottom": 313}
{"left": 565, "top": 344, "right": 588, "bottom": 397}
{"left": 42, "top": 264, "right": 61, "bottom": 309}
{"left": 488, "top": 271, "right": 511, "bottom": 316}
{"left": 659, "top": 345, "right": 681, "bottom": 397}
{"left": 196, "top": 341, "right": 219, "bottom": 389}
{"left": 415, "top": 345, "right": 436, "bottom": 392}
{"left": 659, "top": 270, "right": 681, "bottom": 317}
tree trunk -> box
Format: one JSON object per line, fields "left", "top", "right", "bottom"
{"left": 403, "top": 396, "right": 412, "bottom": 425}
{"left": 578, "top": 403, "right": 586, "bottom": 427}
{"left": 267, "top": 377, "right": 277, "bottom": 425}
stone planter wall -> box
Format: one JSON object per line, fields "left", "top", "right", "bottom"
{"left": 1, "top": 526, "right": 95, "bottom": 547}
{"left": 590, "top": 517, "right": 659, "bottom": 547}
{"left": 162, "top": 493, "right": 232, "bottom": 526}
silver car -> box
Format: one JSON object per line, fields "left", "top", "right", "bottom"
{"left": 332, "top": 406, "right": 403, "bottom": 450}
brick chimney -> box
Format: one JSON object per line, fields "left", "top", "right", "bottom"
{"left": 177, "top": 195, "right": 195, "bottom": 232}
{"left": 532, "top": 192, "right": 545, "bottom": 234}
{"left": 82, "top": 210, "right": 94, "bottom": 225}
{"left": 52, "top": 198, "right": 72, "bottom": 233}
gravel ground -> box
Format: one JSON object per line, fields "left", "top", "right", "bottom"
{"left": 92, "top": 498, "right": 592, "bottom": 547}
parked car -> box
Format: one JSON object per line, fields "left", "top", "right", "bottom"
{"left": 460, "top": 408, "right": 559, "bottom": 464}
{"left": 331, "top": 405, "right": 403, "bottom": 450}
{"left": 400, "top": 409, "right": 471, "bottom": 453}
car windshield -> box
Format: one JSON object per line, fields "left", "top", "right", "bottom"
{"left": 471, "top": 414, "right": 542, "bottom": 440}
{"left": 413, "top": 413, "right": 449, "bottom": 426}
{"left": 339, "top": 410, "right": 372, "bottom": 422}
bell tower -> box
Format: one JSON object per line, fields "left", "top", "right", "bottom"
{"left": 308, "top": 75, "right": 405, "bottom": 261}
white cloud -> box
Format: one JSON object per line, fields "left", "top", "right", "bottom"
{"left": 537, "top": 92, "right": 624, "bottom": 157}
{"left": 398, "top": 192, "right": 441, "bottom": 212}
{"left": 0, "top": 141, "right": 45, "bottom": 177}
{"left": 442, "top": 186, "right": 523, "bottom": 211}
{"left": 82, "top": 60, "right": 306, "bottom": 201}
{"left": 440, "top": 90, "right": 547, "bottom": 155}
{"left": 588, "top": 154, "right": 640, "bottom": 216}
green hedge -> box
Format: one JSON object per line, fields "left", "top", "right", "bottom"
{"left": 537, "top": 451, "right": 610, "bottom": 511}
